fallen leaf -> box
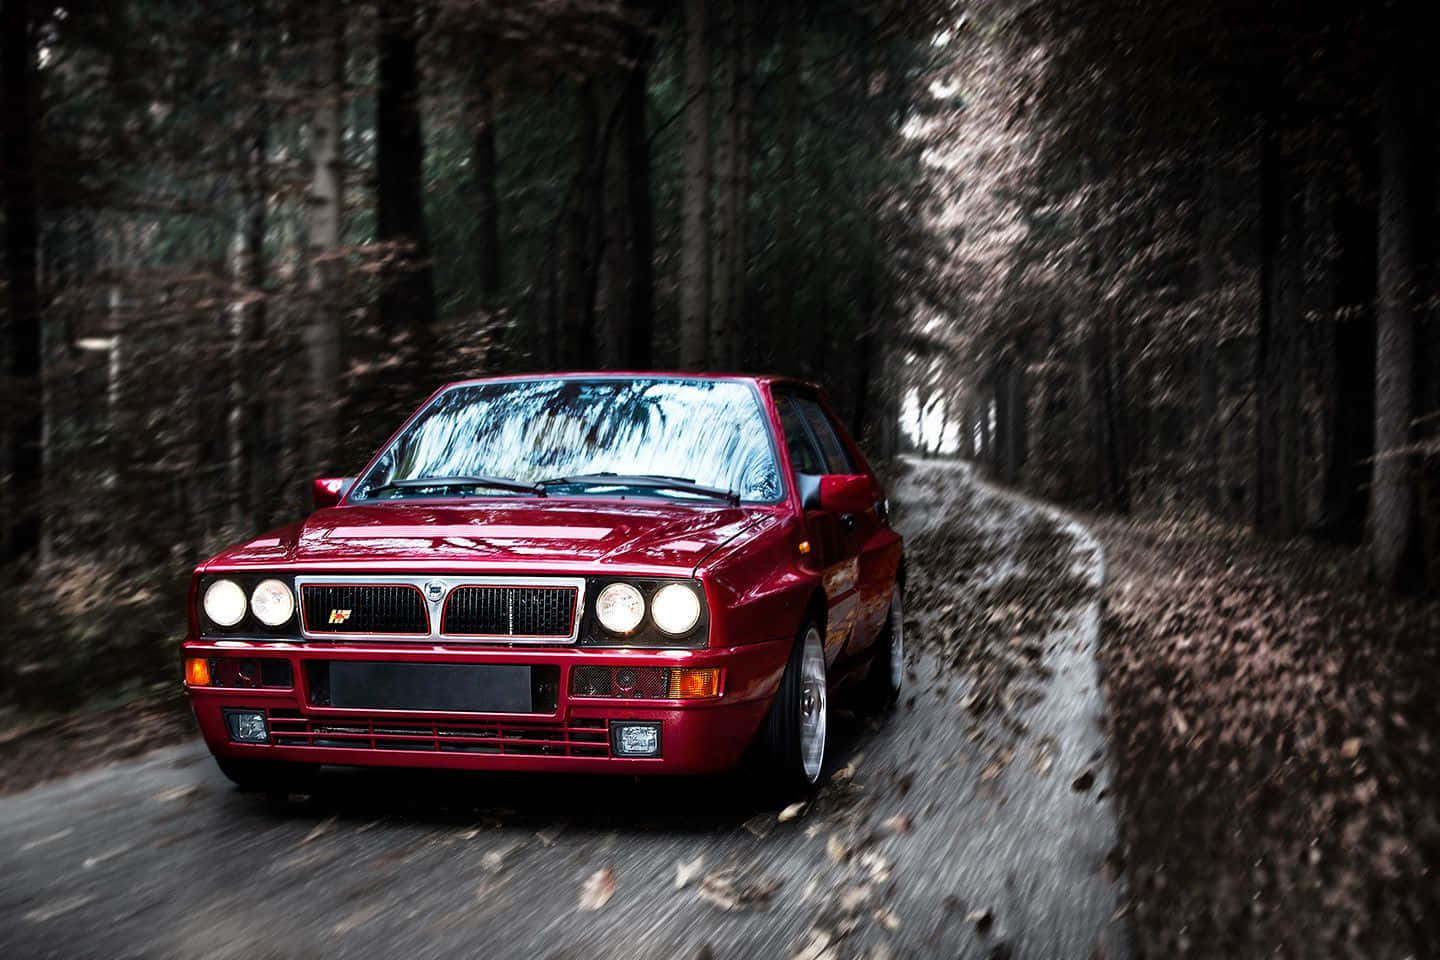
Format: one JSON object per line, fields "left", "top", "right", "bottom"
{"left": 1104, "top": 847, "right": 1125, "bottom": 883}
{"left": 578, "top": 867, "right": 617, "bottom": 911}
{"left": 831, "top": 763, "right": 855, "bottom": 783}
{"left": 778, "top": 801, "right": 808, "bottom": 823}
{"left": 698, "top": 871, "right": 781, "bottom": 911}
{"left": 789, "top": 928, "right": 836, "bottom": 960}
{"left": 826, "top": 834, "right": 850, "bottom": 863}
{"left": 304, "top": 817, "right": 336, "bottom": 844}
{"left": 837, "top": 885, "right": 871, "bottom": 914}
{"left": 858, "top": 851, "right": 892, "bottom": 883}
{"left": 874, "top": 907, "right": 901, "bottom": 931}
{"left": 154, "top": 784, "right": 200, "bottom": 804}
{"left": 1033, "top": 750, "right": 1053, "bottom": 777}
{"left": 82, "top": 844, "right": 134, "bottom": 869}
{"left": 980, "top": 746, "right": 1015, "bottom": 782}
{"left": 1168, "top": 707, "right": 1190, "bottom": 736}
{"left": 675, "top": 855, "right": 705, "bottom": 890}
{"left": 1071, "top": 770, "right": 1095, "bottom": 792}
{"left": 967, "top": 907, "right": 994, "bottom": 934}
{"left": 480, "top": 841, "right": 521, "bottom": 873}
{"left": 1340, "top": 737, "right": 1362, "bottom": 759}
{"left": 880, "top": 814, "right": 911, "bottom": 834}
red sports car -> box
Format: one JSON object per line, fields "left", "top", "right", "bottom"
{"left": 182, "top": 373, "right": 904, "bottom": 791}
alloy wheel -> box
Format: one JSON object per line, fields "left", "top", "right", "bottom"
{"left": 799, "top": 625, "right": 828, "bottom": 783}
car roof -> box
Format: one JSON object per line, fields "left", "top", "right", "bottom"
{"left": 439, "top": 371, "right": 824, "bottom": 393}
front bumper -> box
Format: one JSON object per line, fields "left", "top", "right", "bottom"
{"left": 182, "top": 637, "right": 791, "bottom": 775}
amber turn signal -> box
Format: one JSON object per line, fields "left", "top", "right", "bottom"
{"left": 185, "top": 657, "right": 211, "bottom": 686}
{"left": 667, "top": 667, "right": 720, "bottom": 699}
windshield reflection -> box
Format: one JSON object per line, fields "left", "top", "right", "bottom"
{"left": 353, "top": 378, "right": 783, "bottom": 504}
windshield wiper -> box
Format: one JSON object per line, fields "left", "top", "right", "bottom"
{"left": 537, "top": 473, "right": 739, "bottom": 505}
{"left": 367, "top": 475, "right": 545, "bottom": 497}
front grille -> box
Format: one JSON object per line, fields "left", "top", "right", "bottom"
{"left": 265, "top": 709, "right": 609, "bottom": 757}
{"left": 442, "top": 585, "right": 577, "bottom": 638}
{"left": 301, "top": 584, "right": 428, "bottom": 635}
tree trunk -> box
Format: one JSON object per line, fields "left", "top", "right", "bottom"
{"left": 730, "top": 0, "right": 755, "bottom": 367}
{"left": 1254, "top": 104, "right": 1283, "bottom": 533}
{"left": 960, "top": 394, "right": 976, "bottom": 460}
{"left": 306, "top": 0, "right": 345, "bottom": 474}
{"left": 851, "top": 285, "right": 876, "bottom": 445}
{"left": 1372, "top": 53, "right": 1422, "bottom": 588}
{"left": 597, "top": 121, "right": 628, "bottom": 368}
{"left": 1, "top": 0, "right": 42, "bottom": 564}
{"left": 774, "top": 20, "right": 800, "bottom": 354}
{"left": 562, "top": 80, "right": 600, "bottom": 368}
{"left": 1005, "top": 359, "right": 1027, "bottom": 483}
{"left": 1198, "top": 156, "right": 1224, "bottom": 512}
{"left": 1276, "top": 171, "right": 1305, "bottom": 536}
{"left": 621, "top": 4, "right": 654, "bottom": 367}
{"left": 376, "top": 0, "right": 436, "bottom": 348}
{"left": 232, "top": 0, "right": 271, "bottom": 528}
{"left": 678, "top": 0, "right": 710, "bottom": 369}
{"left": 708, "top": 0, "right": 736, "bottom": 367}
{"left": 1320, "top": 170, "right": 1377, "bottom": 542}
{"left": 992, "top": 364, "right": 1010, "bottom": 475}
{"left": 473, "top": 62, "right": 501, "bottom": 303}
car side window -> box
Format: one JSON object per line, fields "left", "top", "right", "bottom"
{"left": 775, "top": 395, "right": 826, "bottom": 476}
{"left": 795, "top": 396, "right": 854, "bottom": 475}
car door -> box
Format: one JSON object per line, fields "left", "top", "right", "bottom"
{"left": 774, "top": 391, "right": 863, "bottom": 668}
{"left": 789, "top": 392, "right": 890, "bottom": 657}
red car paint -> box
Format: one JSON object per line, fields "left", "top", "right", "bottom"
{"left": 183, "top": 373, "right": 903, "bottom": 776}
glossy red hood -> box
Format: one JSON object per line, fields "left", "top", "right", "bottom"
{"left": 203, "top": 498, "right": 776, "bottom": 577}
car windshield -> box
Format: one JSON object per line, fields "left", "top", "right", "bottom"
{"left": 351, "top": 378, "right": 784, "bottom": 504}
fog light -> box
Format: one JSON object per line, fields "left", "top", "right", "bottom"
{"left": 224, "top": 710, "right": 268, "bottom": 743}
{"left": 611, "top": 722, "right": 661, "bottom": 757}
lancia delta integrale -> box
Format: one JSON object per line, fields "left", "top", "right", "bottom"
{"left": 182, "top": 374, "right": 904, "bottom": 791}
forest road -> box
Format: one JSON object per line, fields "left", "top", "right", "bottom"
{"left": 0, "top": 458, "right": 1131, "bottom": 960}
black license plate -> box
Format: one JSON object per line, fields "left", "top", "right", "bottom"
{"left": 307, "top": 661, "right": 552, "bottom": 713}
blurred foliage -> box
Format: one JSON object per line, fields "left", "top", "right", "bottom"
{"left": 0, "top": 0, "right": 951, "bottom": 707}
{"left": 904, "top": 0, "right": 1440, "bottom": 590}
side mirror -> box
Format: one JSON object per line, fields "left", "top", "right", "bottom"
{"left": 818, "top": 474, "right": 877, "bottom": 514}
{"left": 312, "top": 476, "right": 355, "bottom": 510}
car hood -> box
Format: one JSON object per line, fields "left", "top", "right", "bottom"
{"left": 204, "top": 498, "right": 774, "bottom": 576}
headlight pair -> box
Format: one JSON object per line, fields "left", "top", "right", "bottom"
{"left": 594, "top": 582, "right": 702, "bottom": 636}
{"left": 203, "top": 577, "right": 294, "bottom": 628}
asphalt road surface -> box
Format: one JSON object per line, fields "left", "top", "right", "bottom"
{"left": 0, "top": 458, "right": 1132, "bottom": 960}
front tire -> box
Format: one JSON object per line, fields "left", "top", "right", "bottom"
{"left": 758, "top": 621, "right": 828, "bottom": 794}
{"left": 215, "top": 757, "right": 317, "bottom": 794}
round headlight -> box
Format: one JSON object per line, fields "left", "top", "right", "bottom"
{"left": 652, "top": 583, "right": 702, "bottom": 635}
{"left": 250, "top": 578, "right": 295, "bottom": 627}
{"left": 203, "top": 579, "right": 247, "bottom": 627}
{"left": 595, "top": 583, "right": 645, "bottom": 634}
